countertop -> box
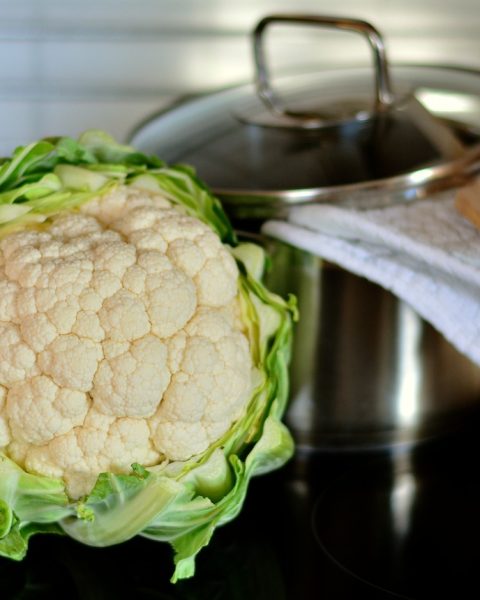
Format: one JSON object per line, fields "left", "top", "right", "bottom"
{"left": 3, "top": 414, "right": 480, "bottom": 599}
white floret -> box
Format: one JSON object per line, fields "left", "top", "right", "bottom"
{"left": 93, "top": 335, "right": 170, "bottom": 417}
{"left": 146, "top": 268, "right": 197, "bottom": 338}
{"left": 99, "top": 289, "right": 150, "bottom": 342}
{"left": 38, "top": 334, "right": 103, "bottom": 392}
{"left": 0, "top": 322, "right": 39, "bottom": 385}
{"left": 20, "top": 313, "right": 59, "bottom": 352}
{"left": 0, "top": 275, "right": 19, "bottom": 322}
{"left": 0, "top": 185, "right": 253, "bottom": 498}
{"left": 150, "top": 310, "right": 252, "bottom": 460}
{"left": 6, "top": 375, "right": 89, "bottom": 445}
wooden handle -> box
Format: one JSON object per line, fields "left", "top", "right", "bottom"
{"left": 455, "top": 180, "right": 480, "bottom": 230}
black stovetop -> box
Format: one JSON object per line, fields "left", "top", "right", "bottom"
{"left": 3, "top": 415, "right": 480, "bottom": 600}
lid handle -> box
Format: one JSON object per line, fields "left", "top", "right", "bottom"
{"left": 253, "top": 14, "right": 395, "bottom": 124}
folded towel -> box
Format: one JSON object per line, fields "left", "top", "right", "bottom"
{"left": 262, "top": 191, "right": 480, "bottom": 366}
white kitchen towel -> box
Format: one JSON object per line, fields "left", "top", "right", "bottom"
{"left": 262, "top": 191, "right": 480, "bottom": 365}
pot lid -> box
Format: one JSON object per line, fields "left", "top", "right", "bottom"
{"left": 131, "top": 15, "right": 480, "bottom": 219}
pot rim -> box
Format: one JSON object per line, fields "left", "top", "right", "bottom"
{"left": 212, "top": 141, "right": 480, "bottom": 212}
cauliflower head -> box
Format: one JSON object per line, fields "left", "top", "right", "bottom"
{"left": 0, "top": 185, "right": 253, "bottom": 498}
{"left": 0, "top": 131, "right": 296, "bottom": 582}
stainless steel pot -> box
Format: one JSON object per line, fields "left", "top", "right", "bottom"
{"left": 264, "top": 243, "right": 480, "bottom": 449}
{"left": 131, "top": 15, "right": 480, "bottom": 448}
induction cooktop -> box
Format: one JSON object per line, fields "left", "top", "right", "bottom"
{"left": 3, "top": 413, "right": 480, "bottom": 600}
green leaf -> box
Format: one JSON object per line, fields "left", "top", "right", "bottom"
{"left": 0, "top": 499, "right": 13, "bottom": 538}
{"left": 0, "top": 141, "right": 55, "bottom": 189}
{"left": 55, "top": 136, "right": 97, "bottom": 164}
{"left": 0, "top": 204, "right": 32, "bottom": 223}
{"left": 78, "top": 129, "right": 163, "bottom": 168}
{"left": 54, "top": 164, "right": 110, "bottom": 191}
{"left": 0, "top": 519, "right": 64, "bottom": 561}
{"left": 171, "top": 523, "right": 215, "bottom": 583}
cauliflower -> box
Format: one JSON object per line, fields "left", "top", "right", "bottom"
{"left": 0, "top": 185, "right": 252, "bottom": 498}
{"left": 0, "top": 131, "right": 296, "bottom": 582}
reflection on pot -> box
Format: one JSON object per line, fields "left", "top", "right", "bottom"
{"left": 264, "top": 239, "right": 480, "bottom": 448}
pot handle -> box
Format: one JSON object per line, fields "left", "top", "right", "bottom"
{"left": 253, "top": 14, "right": 395, "bottom": 124}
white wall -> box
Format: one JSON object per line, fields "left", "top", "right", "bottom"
{"left": 1, "top": 0, "right": 479, "bottom": 153}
